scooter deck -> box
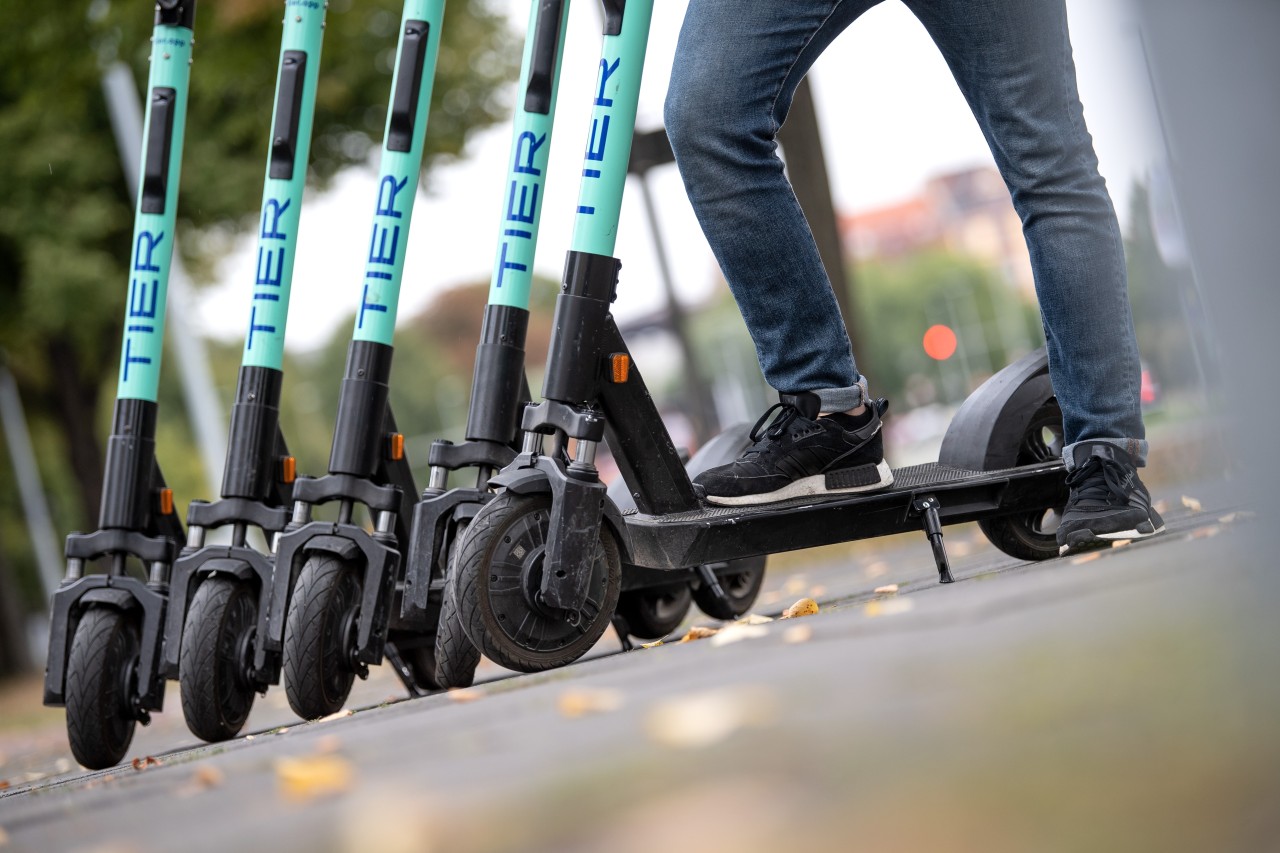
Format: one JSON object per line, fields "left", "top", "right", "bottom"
{"left": 622, "top": 460, "right": 1066, "bottom": 571}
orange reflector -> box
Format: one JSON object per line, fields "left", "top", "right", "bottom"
{"left": 610, "top": 353, "right": 631, "bottom": 384}
{"left": 388, "top": 432, "right": 405, "bottom": 461}
{"left": 281, "top": 455, "right": 297, "bottom": 484}
{"left": 158, "top": 488, "right": 174, "bottom": 516}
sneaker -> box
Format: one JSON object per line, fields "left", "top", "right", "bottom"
{"left": 1057, "top": 442, "right": 1164, "bottom": 554}
{"left": 694, "top": 392, "right": 893, "bottom": 506}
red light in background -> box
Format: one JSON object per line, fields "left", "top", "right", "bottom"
{"left": 923, "top": 324, "right": 957, "bottom": 360}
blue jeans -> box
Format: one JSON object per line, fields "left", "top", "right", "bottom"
{"left": 665, "top": 0, "right": 1148, "bottom": 466}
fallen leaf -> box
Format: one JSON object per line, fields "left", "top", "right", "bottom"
{"left": 244, "top": 735, "right": 255, "bottom": 741}
{"left": 808, "top": 585, "right": 827, "bottom": 598}
{"left": 1181, "top": 495, "right": 1202, "bottom": 512}
{"left": 557, "top": 688, "right": 624, "bottom": 718}
{"left": 1111, "top": 540, "right": 1132, "bottom": 548}
{"left": 679, "top": 625, "right": 719, "bottom": 643}
{"left": 734, "top": 613, "right": 773, "bottom": 625}
{"left": 0, "top": 826, "right": 8, "bottom": 846}
{"left": 1153, "top": 499, "right": 1169, "bottom": 514}
{"left": 318, "top": 709, "right": 353, "bottom": 723}
{"left": 865, "top": 561, "right": 889, "bottom": 579}
{"left": 951, "top": 540, "right": 973, "bottom": 557}
{"left": 316, "top": 735, "right": 343, "bottom": 754}
{"left": 644, "top": 687, "right": 778, "bottom": 749}
{"left": 0, "top": 781, "right": 8, "bottom": 791}
{"left": 1189, "top": 526, "right": 1221, "bottom": 539}
{"left": 130, "top": 756, "right": 161, "bottom": 771}
{"left": 781, "top": 598, "right": 819, "bottom": 619}
{"left": 874, "top": 584, "right": 899, "bottom": 595}
{"left": 447, "top": 688, "right": 482, "bottom": 703}
{"left": 275, "top": 754, "right": 354, "bottom": 802}
{"left": 640, "top": 640, "right": 664, "bottom": 649}
{"left": 782, "top": 624, "right": 813, "bottom": 644}
{"left": 274, "top": 727, "right": 291, "bottom": 736}
{"left": 864, "top": 598, "right": 915, "bottom": 618}
{"left": 710, "top": 623, "right": 769, "bottom": 647}
{"left": 176, "top": 764, "right": 226, "bottom": 797}
{"left": 1071, "top": 551, "right": 1102, "bottom": 564}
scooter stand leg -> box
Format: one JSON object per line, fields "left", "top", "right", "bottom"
{"left": 913, "top": 495, "right": 954, "bottom": 584}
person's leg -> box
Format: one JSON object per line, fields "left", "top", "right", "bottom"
{"left": 903, "top": 0, "right": 1161, "bottom": 547}
{"left": 665, "top": 0, "right": 884, "bottom": 413}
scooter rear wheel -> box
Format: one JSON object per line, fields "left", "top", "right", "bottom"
{"left": 978, "top": 398, "right": 1065, "bottom": 561}
{"left": 180, "top": 577, "right": 259, "bottom": 742}
{"left": 434, "top": 527, "right": 482, "bottom": 688}
{"left": 282, "top": 555, "right": 360, "bottom": 719}
{"left": 454, "top": 492, "right": 621, "bottom": 673}
{"left": 615, "top": 583, "right": 692, "bottom": 640}
{"left": 691, "top": 556, "right": 767, "bottom": 620}
{"left": 64, "top": 607, "right": 140, "bottom": 769}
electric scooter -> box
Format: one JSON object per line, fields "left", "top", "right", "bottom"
{"left": 397, "top": 0, "right": 572, "bottom": 689}
{"left": 42, "top": 0, "right": 197, "bottom": 770}
{"left": 259, "top": 0, "right": 444, "bottom": 720}
{"left": 160, "top": 0, "right": 327, "bottom": 743}
{"left": 450, "top": 0, "right": 1069, "bottom": 674}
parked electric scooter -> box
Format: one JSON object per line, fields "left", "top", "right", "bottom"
{"left": 42, "top": 0, "right": 197, "bottom": 769}
{"left": 160, "top": 1, "right": 327, "bottom": 743}
{"left": 450, "top": 0, "right": 1069, "bottom": 674}
{"left": 260, "top": 0, "right": 444, "bottom": 720}
{"left": 397, "top": 0, "right": 572, "bottom": 689}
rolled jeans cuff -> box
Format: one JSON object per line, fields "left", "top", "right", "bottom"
{"left": 1062, "top": 437, "right": 1150, "bottom": 469}
{"left": 810, "top": 377, "right": 867, "bottom": 413}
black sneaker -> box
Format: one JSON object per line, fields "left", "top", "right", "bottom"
{"left": 694, "top": 392, "right": 893, "bottom": 506}
{"left": 1057, "top": 441, "right": 1164, "bottom": 554}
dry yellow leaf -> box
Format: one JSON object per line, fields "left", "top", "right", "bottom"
{"left": 447, "top": 688, "right": 483, "bottom": 704}
{"left": 0, "top": 826, "right": 9, "bottom": 847}
{"left": 864, "top": 598, "right": 915, "bottom": 618}
{"left": 557, "top": 688, "right": 624, "bottom": 718}
{"left": 735, "top": 613, "right": 773, "bottom": 625}
{"left": 1181, "top": 494, "right": 1202, "bottom": 512}
{"left": 275, "top": 754, "right": 354, "bottom": 802}
{"left": 193, "top": 765, "right": 224, "bottom": 788}
{"left": 781, "top": 598, "right": 819, "bottom": 619}
{"left": 274, "top": 727, "right": 291, "bottom": 736}
{"left": 865, "top": 561, "right": 889, "bottom": 579}
{"left": 644, "top": 687, "right": 778, "bottom": 749}
{"left": 951, "top": 540, "right": 973, "bottom": 557}
{"left": 782, "top": 624, "right": 813, "bottom": 644}
{"left": 679, "top": 625, "right": 719, "bottom": 643}
{"left": 710, "top": 623, "right": 769, "bottom": 647}
{"left": 1190, "top": 526, "right": 1221, "bottom": 539}
{"left": 874, "top": 584, "right": 899, "bottom": 595}
{"left": 130, "top": 756, "right": 161, "bottom": 771}
{"left": 1111, "top": 539, "right": 1132, "bottom": 548}
{"left": 1071, "top": 551, "right": 1102, "bottom": 565}
{"left": 640, "top": 639, "right": 664, "bottom": 649}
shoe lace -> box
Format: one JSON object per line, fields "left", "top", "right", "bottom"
{"left": 748, "top": 402, "right": 802, "bottom": 444}
{"left": 1065, "top": 456, "right": 1135, "bottom": 506}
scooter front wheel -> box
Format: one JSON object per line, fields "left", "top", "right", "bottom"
{"left": 434, "top": 526, "right": 482, "bottom": 688}
{"left": 977, "top": 397, "right": 1065, "bottom": 561}
{"left": 64, "top": 607, "right": 140, "bottom": 769}
{"left": 179, "top": 577, "right": 259, "bottom": 742}
{"left": 454, "top": 493, "right": 621, "bottom": 673}
{"left": 282, "top": 554, "right": 360, "bottom": 719}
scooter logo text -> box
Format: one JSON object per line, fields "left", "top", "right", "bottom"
{"left": 577, "top": 56, "right": 620, "bottom": 217}
{"left": 122, "top": 229, "right": 165, "bottom": 381}
{"left": 495, "top": 130, "right": 547, "bottom": 289}
{"left": 246, "top": 198, "right": 291, "bottom": 351}
{"left": 359, "top": 173, "right": 409, "bottom": 329}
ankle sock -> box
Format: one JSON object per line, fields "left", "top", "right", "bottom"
{"left": 822, "top": 407, "right": 874, "bottom": 430}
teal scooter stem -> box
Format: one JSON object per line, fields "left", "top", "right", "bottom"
{"left": 44, "top": 0, "right": 197, "bottom": 771}
{"left": 163, "top": 0, "right": 329, "bottom": 744}
{"left": 398, "top": 0, "right": 572, "bottom": 689}
{"left": 264, "top": 0, "right": 445, "bottom": 720}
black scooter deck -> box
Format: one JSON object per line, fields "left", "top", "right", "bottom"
{"left": 622, "top": 460, "right": 1066, "bottom": 571}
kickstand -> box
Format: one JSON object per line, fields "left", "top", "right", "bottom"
{"left": 913, "top": 495, "right": 954, "bottom": 584}
{"left": 612, "top": 614, "right": 634, "bottom": 652}
{"left": 696, "top": 563, "right": 731, "bottom": 608}
{"left": 383, "top": 644, "right": 425, "bottom": 698}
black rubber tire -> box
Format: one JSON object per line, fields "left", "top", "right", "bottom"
{"left": 434, "top": 530, "right": 481, "bottom": 688}
{"left": 615, "top": 583, "right": 693, "bottom": 640}
{"left": 64, "top": 608, "right": 139, "bottom": 770}
{"left": 179, "top": 577, "right": 258, "bottom": 742}
{"left": 691, "top": 556, "right": 767, "bottom": 620}
{"left": 282, "top": 554, "right": 360, "bottom": 720}
{"left": 978, "top": 398, "right": 1065, "bottom": 561}
{"left": 454, "top": 492, "right": 621, "bottom": 673}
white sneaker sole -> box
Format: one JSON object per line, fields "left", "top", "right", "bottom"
{"left": 1058, "top": 523, "right": 1166, "bottom": 556}
{"left": 705, "top": 460, "right": 894, "bottom": 507}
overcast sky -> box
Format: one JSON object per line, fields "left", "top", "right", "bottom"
{"left": 195, "top": 0, "right": 1164, "bottom": 352}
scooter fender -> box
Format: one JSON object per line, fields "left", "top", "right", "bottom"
{"left": 400, "top": 488, "right": 486, "bottom": 626}
{"left": 939, "top": 348, "right": 1054, "bottom": 471}
{"left": 163, "top": 549, "right": 266, "bottom": 679}
{"left": 44, "top": 575, "right": 166, "bottom": 711}
{"left": 492, "top": 461, "right": 634, "bottom": 568}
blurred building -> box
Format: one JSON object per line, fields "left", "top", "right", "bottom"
{"left": 841, "top": 165, "right": 1035, "bottom": 295}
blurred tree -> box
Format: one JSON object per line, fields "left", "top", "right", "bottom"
{"left": 0, "top": 0, "right": 514, "bottom": 613}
